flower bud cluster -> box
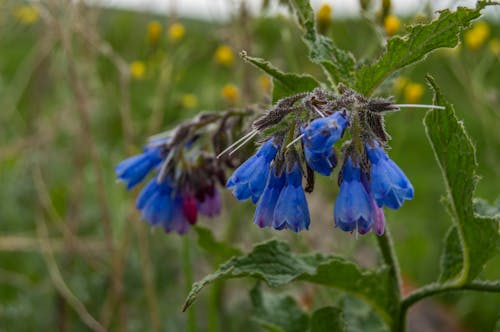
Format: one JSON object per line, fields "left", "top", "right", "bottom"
{"left": 116, "top": 110, "right": 251, "bottom": 234}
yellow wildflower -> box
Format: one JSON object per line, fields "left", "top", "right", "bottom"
{"left": 317, "top": 4, "right": 332, "bottom": 22}
{"left": 221, "top": 84, "right": 239, "bottom": 105}
{"left": 14, "top": 5, "right": 39, "bottom": 24}
{"left": 316, "top": 4, "right": 332, "bottom": 34}
{"left": 181, "top": 94, "right": 198, "bottom": 109}
{"left": 147, "top": 21, "right": 162, "bottom": 46}
{"left": 258, "top": 75, "right": 271, "bottom": 94}
{"left": 464, "top": 21, "right": 490, "bottom": 51}
{"left": 214, "top": 45, "right": 235, "bottom": 67}
{"left": 384, "top": 14, "right": 401, "bottom": 37}
{"left": 168, "top": 23, "right": 185, "bottom": 43}
{"left": 404, "top": 83, "right": 424, "bottom": 104}
{"left": 130, "top": 61, "right": 146, "bottom": 80}
{"left": 488, "top": 38, "right": 500, "bottom": 56}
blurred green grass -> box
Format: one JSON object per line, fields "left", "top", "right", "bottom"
{"left": 0, "top": 4, "right": 499, "bottom": 332}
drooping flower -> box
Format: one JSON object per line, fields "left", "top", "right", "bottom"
{"left": 302, "top": 111, "right": 348, "bottom": 153}
{"left": 254, "top": 166, "right": 286, "bottom": 228}
{"left": 334, "top": 157, "right": 373, "bottom": 233}
{"left": 272, "top": 163, "right": 310, "bottom": 232}
{"left": 226, "top": 139, "right": 279, "bottom": 203}
{"left": 302, "top": 111, "right": 347, "bottom": 175}
{"left": 115, "top": 148, "right": 163, "bottom": 189}
{"left": 366, "top": 143, "right": 414, "bottom": 209}
{"left": 139, "top": 178, "right": 174, "bottom": 227}
{"left": 304, "top": 145, "right": 337, "bottom": 176}
{"left": 197, "top": 187, "right": 222, "bottom": 217}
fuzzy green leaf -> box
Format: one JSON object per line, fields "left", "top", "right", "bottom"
{"left": 287, "top": 0, "right": 356, "bottom": 85}
{"left": 310, "top": 307, "right": 345, "bottom": 332}
{"left": 183, "top": 240, "right": 398, "bottom": 327}
{"left": 241, "top": 52, "right": 320, "bottom": 102}
{"left": 424, "top": 75, "right": 500, "bottom": 284}
{"left": 194, "top": 226, "right": 242, "bottom": 261}
{"left": 356, "top": 2, "right": 492, "bottom": 95}
{"left": 250, "top": 284, "right": 309, "bottom": 332}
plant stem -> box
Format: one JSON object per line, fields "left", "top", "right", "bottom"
{"left": 375, "top": 228, "right": 402, "bottom": 331}
{"left": 398, "top": 280, "right": 500, "bottom": 328}
{"left": 182, "top": 236, "right": 197, "bottom": 332}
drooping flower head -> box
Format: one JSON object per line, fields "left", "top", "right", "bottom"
{"left": 254, "top": 165, "right": 286, "bottom": 228}
{"left": 115, "top": 147, "right": 164, "bottom": 189}
{"left": 272, "top": 160, "right": 310, "bottom": 232}
{"left": 334, "top": 156, "right": 373, "bottom": 233}
{"left": 366, "top": 142, "right": 414, "bottom": 209}
{"left": 226, "top": 138, "right": 280, "bottom": 203}
{"left": 302, "top": 110, "right": 348, "bottom": 176}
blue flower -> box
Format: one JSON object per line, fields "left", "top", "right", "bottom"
{"left": 366, "top": 143, "right": 414, "bottom": 209}
{"left": 115, "top": 148, "right": 163, "bottom": 189}
{"left": 226, "top": 139, "right": 279, "bottom": 203}
{"left": 302, "top": 111, "right": 348, "bottom": 154}
{"left": 334, "top": 157, "right": 373, "bottom": 233}
{"left": 304, "top": 145, "right": 337, "bottom": 176}
{"left": 272, "top": 163, "right": 310, "bottom": 232}
{"left": 253, "top": 166, "right": 286, "bottom": 228}
{"left": 135, "top": 178, "right": 196, "bottom": 234}
{"left": 139, "top": 178, "right": 174, "bottom": 227}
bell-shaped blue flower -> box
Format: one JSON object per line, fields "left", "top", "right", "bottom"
{"left": 272, "top": 163, "right": 310, "bottom": 232}
{"left": 302, "top": 111, "right": 348, "bottom": 154}
{"left": 334, "top": 157, "right": 373, "bottom": 233}
{"left": 139, "top": 178, "right": 174, "bottom": 227}
{"left": 226, "top": 139, "right": 279, "bottom": 203}
{"left": 115, "top": 148, "right": 163, "bottom": 189}
{"left": 253, "top": 166, "right": 286, "bottom": 228}
{"left": 304, "top": 146, "right": 337, "bottom": 176}
{"left": 366, "top": 143, "right": 414, "bottom": 209}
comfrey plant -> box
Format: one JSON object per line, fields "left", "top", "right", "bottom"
{"left": 117, "top": 1, "right": 499, "bottom": 331}
{"left": 222, "top": 87, "right": 415, "bottom": 236}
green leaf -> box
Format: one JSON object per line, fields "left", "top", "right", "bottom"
{"left": 287, "top": 0, "right": 356, "bottom": 86}
{"left": 424, "top": 75, "right": 500, "bottom": 284}
{"left": 342, "top": 296, "right": 389, "bottom": 332}
{"left": 183, "top": 240, "right": 398, "bottom": 328}
{"left": 241, "top": 52, "right": 320, "bottom": 102}
{"left": 194, "top": 226, "right": 242, "bottom": 261}
{"left": 310, "top": 307, "right": 345, "bottom": 332}
{"left": 250, "top": 283, "right": 309, "bottom": 332}
{"left": 355, "top": 2, "right": 492, "bottom": 95}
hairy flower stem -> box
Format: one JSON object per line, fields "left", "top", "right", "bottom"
{"left": 397, "top": 281, "right": 500, "bottom": 331}
{"left": 182, "top": 236, "right": 197, "bottom": 332}
{"left": 375, "top": 228, "right": 402, "bottom": 331}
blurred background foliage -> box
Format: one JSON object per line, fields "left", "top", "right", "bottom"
{"left": 0, "top": 1, "right": 499, "bottom": 331}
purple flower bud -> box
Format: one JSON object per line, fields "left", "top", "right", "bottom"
{"left": 197, "top": 187, "right": 222, "bottom": 217}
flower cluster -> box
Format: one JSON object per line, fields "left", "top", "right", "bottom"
{"left": 116, "top": 110, "right": 251, "bottom": 234}
{"left": 224, "top": 88, "right": 414, "bottom": 236}
{"left": 116, "top": 144, "right": 224, "bottom": 234}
